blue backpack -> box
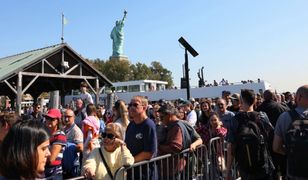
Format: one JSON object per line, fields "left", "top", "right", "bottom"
{"left": 62, "top": 142, "right": 80, "bottom": 177}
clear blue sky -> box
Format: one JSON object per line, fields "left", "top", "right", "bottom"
{"left": 1, "top": 1, "right": 307, "bottom": 93}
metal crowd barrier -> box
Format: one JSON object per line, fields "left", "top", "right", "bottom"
{"left": 65, "top": 176, "right": 86, "bottom": 180}
{"left": 45, "top": 175, "right": 85, "bottom": 180}
{"left": 208, "top": 137, "right": 240, "bottom": 180}
{"left": 114, "top": 144, "right": 208, "bottom": 180}
{"left": 208, "top": 137, "right": 226, "bottom": 180}
{"left": 47, "top": 139, "right": 243, "bottom": 180}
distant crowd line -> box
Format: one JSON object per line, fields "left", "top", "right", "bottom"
{"left": 0, "top": 82, "right": 307, "bottom": 180}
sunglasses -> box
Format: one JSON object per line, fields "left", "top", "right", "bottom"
{"left": 128, "top": 103, "right": 141, "bottom": 108}
{"left": 101, "top": 132, "right": 115, "bottom": 139}
{"left": 45, "top": 117, "right": 57, "bottom": 121}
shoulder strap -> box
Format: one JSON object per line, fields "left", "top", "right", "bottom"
{"left": 251, "top": 112, "right": 268, "bottom": 135}
{"left": 236, "top": 112, "right": 265, "bottom": 137}
{"left": 235, "top": 112, "right": 258, "bottom": 124}
{"left": 289, "top": 109, "right": 300, "bottom": 123}
{"left": 249, "top": 111, "right": 260, "bottom": 122}
{"left": 177, "top": 121, "right": 192, "bottom": 149}
{"left": 99, "top": 148, "right": 113, "bottom": 180}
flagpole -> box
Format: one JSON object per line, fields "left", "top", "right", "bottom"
{"left": 61, "top": 13, "right": 64, "bottom": 43}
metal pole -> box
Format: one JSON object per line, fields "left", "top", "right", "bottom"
{"left": 61, "top": 49, "right": 64, "bottom": 73}
{"left": 61, "top": 13, "right": 64, "bottom": 43}
{"left": 185, "top": 49, "right": 190, "bottom": 100}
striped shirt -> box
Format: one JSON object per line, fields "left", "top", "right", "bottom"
{"left": 45, "top": 130, "right": 67, "bottom": 177}
{"left": 48, "top": 130, "right": 67, "bottom": 166}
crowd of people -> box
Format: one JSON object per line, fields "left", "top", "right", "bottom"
{"left": 0, "top": 82, "right": 307, "bottom": 180}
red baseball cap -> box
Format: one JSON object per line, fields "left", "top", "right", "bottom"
{"left": 45, "top": 108, "right": 62, "bottom": 119}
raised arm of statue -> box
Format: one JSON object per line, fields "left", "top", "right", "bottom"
{"left": 110, "top": 11, "right": 127, "bottom": 57}
{"left": 121, "top": 10, "right": 127, "bottom": 24}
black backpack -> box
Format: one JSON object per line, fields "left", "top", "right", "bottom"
{"left": 286, "top": 109, "right": 308, "bottom": 178}
{"left": 234, "top": 112, "right": 271, "bottom": 173}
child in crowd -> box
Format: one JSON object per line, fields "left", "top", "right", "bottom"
{"left": 208, "top": 112, "right": 227, "bottom": 174}
{"left": 82, "top": 104, "right": 100, "bottom": 161}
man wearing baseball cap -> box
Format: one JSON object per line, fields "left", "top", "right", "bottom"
{"left": 158, "top": 101, "right": 202, "bottom": 178}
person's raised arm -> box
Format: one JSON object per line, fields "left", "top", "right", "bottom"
{"left": 84, "top": 130, "right": 93, "bottom": 151}
{"left": 190, "top": 137, "right": 203, "bottom": 151}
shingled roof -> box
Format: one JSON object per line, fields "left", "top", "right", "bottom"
{"left": 0, "top": 44, "right": 61, "bottom": 81}
{"left": 0, "top": 43, "right": 112, "bottom": 101}
{"left": 0, "top": 43, "right": 112, "bottom": 85}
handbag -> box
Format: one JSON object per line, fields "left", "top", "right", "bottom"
{"left": 99, "top": 148, "right": 114, "bottom": 180}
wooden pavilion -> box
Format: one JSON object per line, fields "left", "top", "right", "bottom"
{"left": 0, "top": 43, "right": 112, "bottom": 114}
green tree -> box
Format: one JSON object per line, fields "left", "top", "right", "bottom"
{"left": 130, "top": 62, "right": 152, "bottom": 80}
{"left": 91, "top": 58, "right": 105, "bottom": 72}
{"left": 90, "top": 59, "right": 174, "bottom": 88}
{"left": 149, "top": 61, "right": 173, "bottom": 88}
{"left": 92, "top": 59, "right": 131, "bottom": 82}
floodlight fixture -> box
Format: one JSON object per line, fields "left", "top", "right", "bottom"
{"left": 178, "top": 37, "right": 199, "bottom": 57}
{"left": 178, "top": 36, "right": 199, "bottom": 100}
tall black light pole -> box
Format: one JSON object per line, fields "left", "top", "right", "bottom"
{"left": 184, "top": 49, "right": 190, "bottom": 100}
{"left": 178, "top": 37, "right": 199, "bottom": 100}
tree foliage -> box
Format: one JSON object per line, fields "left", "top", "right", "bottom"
{"left": 89, "top": 58, "right": 173, "bottom": 88}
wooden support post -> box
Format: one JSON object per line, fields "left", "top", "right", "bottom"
{"left": 95, "top": 78, "right": 100, "bottom": 105}
{"left": 16, "top": 72, "right": 23, "bottom": 116}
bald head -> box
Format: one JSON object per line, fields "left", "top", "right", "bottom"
{"left": 296, "top": 85, "right": 308, "bottom": 97}
{"left": 295, "top": 85, "right": 308, "bottom": 108}
{"left": 65, "top": 109, "right": 75, "bottom": 117}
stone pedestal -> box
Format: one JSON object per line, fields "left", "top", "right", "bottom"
{"left": 109, "top": 55, "right": 129, "bottom": 61}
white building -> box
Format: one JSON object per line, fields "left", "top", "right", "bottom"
{"left": 112, "top": 80, "right": 168, "bottom": 93}
{"left": 65, "top": 79, "right": 273, "bottom": 105}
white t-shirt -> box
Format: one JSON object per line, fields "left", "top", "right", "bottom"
{"left": 80, "top": 92, "right": 94, "bottom": 106}
{"left": 186, "top": 110, "right": 197, "bottom": 127}
{"left": 80, "top": 92, "right": 94, "bottom": 116}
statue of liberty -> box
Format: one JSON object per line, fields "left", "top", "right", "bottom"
{"left": 110, "top": 10, "right": 127, "bottom": 56}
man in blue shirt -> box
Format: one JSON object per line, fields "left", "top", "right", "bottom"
{"left": 125, "top": 95, "right": 157, "bottom": 180}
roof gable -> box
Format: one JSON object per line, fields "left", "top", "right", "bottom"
{"left": 0, "top": 43, "right": 112, "bottom": 97}
{"left": 0, "top": 44, "right": 62, "bottom": 81}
